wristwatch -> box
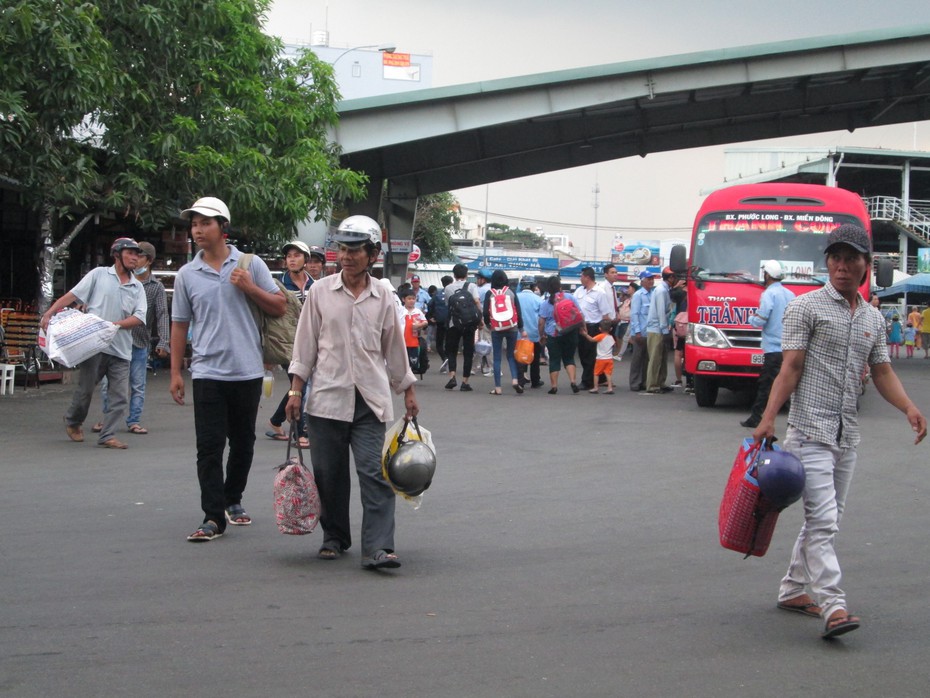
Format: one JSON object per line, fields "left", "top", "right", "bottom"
{"left": 287, "top": 390, "right": 302, "bottom": 397}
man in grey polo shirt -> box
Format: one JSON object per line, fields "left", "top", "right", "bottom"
{"left": 169, "top": 197, "right": 285, "bottom": 542}
{"left": 754, "top": 224, "right": 926, "bottom": 640}
{"left": 41, "top": 237, "right": 147, "bottom": 449}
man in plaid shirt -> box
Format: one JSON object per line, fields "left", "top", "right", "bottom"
{"left": 754, "top": 224, "right": 926, "bottom": 640}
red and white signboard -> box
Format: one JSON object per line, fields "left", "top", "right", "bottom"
{"left": 408, "top": 244, "right": 421, "bottom": 263}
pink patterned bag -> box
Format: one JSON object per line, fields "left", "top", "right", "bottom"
{"left": 273, "top": 435, "right": 320, "bottom": 535}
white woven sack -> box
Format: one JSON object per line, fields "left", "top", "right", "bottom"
{"left": 42, "top": 308, "right": 119, "bottom": 368}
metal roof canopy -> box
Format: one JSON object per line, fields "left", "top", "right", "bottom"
{"left": 335, "top": 25, "right": 930, "bottom": 197}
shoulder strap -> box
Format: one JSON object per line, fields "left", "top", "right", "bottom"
{"left": 237, "top": 252, "right": 254, "bottom": 271}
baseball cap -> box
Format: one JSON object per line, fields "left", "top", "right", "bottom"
{"left": 824, "top": 224, "right": 870, "bottom": 254}
{"left": 761, "top": 260, "right": 783, "bottom": 279}
{"left": 137, "top": 241, "right": 156, "bottom": 260}
{"left": 410, "top": 274, "right": 420, "bottom": 282}
{"left": 638, "top": 270, "right": 658, "bottom": 280}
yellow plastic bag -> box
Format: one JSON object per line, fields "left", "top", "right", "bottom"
{"left": 382, "top": 417, "right": 436, "bottom": 507}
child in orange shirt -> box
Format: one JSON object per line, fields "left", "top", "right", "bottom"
{"left": 581, "top": 319, "right": 616, "bottom": 394}
{"left": 401, "top": 289, "right": 428, "bottom": 373}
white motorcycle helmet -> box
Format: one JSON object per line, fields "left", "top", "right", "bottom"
{"left": 332, "top": 215, "right": 382, "bottom": 248}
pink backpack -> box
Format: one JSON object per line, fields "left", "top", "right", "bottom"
{"left": 553, "top": 292, "right": 584, "bottom": 335}
{"left": 489, "top": 289, "right": 518, "bottom": 331}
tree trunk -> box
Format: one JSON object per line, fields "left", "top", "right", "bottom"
{"left": 36, "top": 204, "right": 94, "bottom": 314}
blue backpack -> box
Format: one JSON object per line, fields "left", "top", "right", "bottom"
{"left": 428, "top": 288, "right": 449, "bottom": 324}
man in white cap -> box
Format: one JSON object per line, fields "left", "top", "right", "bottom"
{"left": 741, "top": 260, "right": 796, "bottom": 427}
{"left": 170, "top": 197, "right": 286, "bottom": 542}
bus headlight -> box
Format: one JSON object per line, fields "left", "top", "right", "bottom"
{"left": 688, "top": 323, "right": 731, "bottom": 349}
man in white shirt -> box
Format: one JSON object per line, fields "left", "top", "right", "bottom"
{"left": 574, "top": 266, "right": 614, "bottom": 390}
{"left": 287, "top": 215, "right": 418, "bottom": 570}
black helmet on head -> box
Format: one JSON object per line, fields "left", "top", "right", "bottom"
{"left": 111, "top": 237, "right": 143, "bottom": 256}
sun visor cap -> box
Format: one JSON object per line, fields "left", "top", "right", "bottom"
{"left": 180, "top": 197, "right": 231, "bottom": 223}
{"left": 824, "top": 224, "right": 870, "bottom": 255}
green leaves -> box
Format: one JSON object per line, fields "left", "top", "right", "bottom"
{"left": 2, "top": 0, "right": 365, "bottom": 240}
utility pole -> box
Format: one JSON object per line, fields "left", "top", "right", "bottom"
{"left": 592, "top": 178, "right": 600, "bottom": 262}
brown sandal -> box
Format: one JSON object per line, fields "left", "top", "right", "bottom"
{"left": 127, "top": 424, "right": 148, "bottom": 434}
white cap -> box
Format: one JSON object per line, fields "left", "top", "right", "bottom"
{"left": 762, "top": 260, "right": 783, "bottom": 280}
{"left": 180, "top": 197, "right": 231, "bottom": 223}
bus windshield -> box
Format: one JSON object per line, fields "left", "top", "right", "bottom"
{"left": 691, "top": 211, "right": 864, "bottom": 283}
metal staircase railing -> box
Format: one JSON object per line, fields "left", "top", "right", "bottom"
{"left": 865, "top": 196, "right": 930, "bottom": 246}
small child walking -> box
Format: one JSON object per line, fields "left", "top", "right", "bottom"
{"left": 888, "top": 314, "right": 903, "bottom": 359}
{"left": 581, "top": 319, "right": 616, "bottom": 394}
{"left": 904, "top": 322, "right": 917, "bottom": 358}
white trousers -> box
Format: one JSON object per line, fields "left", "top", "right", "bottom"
{"left": 777, "top": 426, "right": 857, "bottom": 620}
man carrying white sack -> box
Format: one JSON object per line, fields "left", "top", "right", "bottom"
{"left": 41, "top": 237, "right": 147, "bottom": 449}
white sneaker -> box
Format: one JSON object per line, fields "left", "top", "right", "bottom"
{"left": 613, "top": 355, "right": 623, "bottom": 362}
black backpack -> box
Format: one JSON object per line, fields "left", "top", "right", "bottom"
{"left": 447, "top": 282, "right": 481, "bottom": 329}
{"left": 427, "top": 288, "right": 449, "bottom": 324}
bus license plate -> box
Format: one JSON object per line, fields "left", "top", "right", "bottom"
{"left": 751, "top": 353, "right": 764, "bottom": 365}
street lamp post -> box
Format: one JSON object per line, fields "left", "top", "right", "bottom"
{"left": 330, "top": 43, "right": 396, "bottom": 66}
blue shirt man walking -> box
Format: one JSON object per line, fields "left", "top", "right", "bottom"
{"left": 741, "top": 260, "right": 795, "bottom": 427}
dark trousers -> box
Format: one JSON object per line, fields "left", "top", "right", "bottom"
{"left": 434, "top": 324, "right": 447, "bottom": 361}
{"left": 444, "top": 324, "right": 475, "bottom": 378}
{"left": 749, "top": 352, "right": 783, "bottom": 420}
{"left": 307, "top": 391, "right": 394, "bottom": 557}
{"left": 192, "top": 378, "right": 262, "bottom": 532}
{"left": 578, "top": 322, "right": 600, "bottom": 389}
{"left": 270, "top": 368, "right": 307, "bottom": 438}
{"left": 518, "top": 341, "right": 542, "bottom": 386}
{"left": 628, "top": 334, "right": 648, "bottom": 391}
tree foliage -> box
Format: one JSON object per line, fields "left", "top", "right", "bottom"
{"left": 487, "top": 223, "right": 547, "bottom": 249}
{"left": 0, "top": 0, "right": 366, "bottom": 239}
{"left": 413, "top": 192, "right": 460, "bottom": 262}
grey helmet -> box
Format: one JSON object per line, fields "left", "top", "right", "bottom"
{"left": 385, "top": 419, "right": 436, "bottom": 497}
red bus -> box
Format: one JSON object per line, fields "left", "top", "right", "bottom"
{"left": 669, "top": 183, "right": 889, "bottom": 407}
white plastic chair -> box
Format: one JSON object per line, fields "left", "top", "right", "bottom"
{"left": 0, "top": 363, "right": 15, "bottom": 396}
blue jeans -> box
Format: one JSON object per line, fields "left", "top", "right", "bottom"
{"left": 491, "top": 329, "right": 519, "bottom": 388}
{"left": 101, "top": 344, "right": 149, "bottom": 427}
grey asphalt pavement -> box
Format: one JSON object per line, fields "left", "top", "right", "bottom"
{"left": 2, "top": 356, "right": 930, "bottom": 697}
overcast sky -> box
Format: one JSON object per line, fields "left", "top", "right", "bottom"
{"left": 264, "top": 1, "right": 930, "bottom": 255}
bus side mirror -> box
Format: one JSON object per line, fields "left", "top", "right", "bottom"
{"left": 874, "top": 258, "right": 894, "bottom": 288}
{"left": 669, "top": 245, "right": 688, "bottom": 274}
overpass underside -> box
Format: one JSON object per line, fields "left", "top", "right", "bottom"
{"left": 333, "top": 26, "right": 930, "bottom": 284}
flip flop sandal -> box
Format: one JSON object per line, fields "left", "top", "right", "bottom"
{"left": 225, "top": 504, "right": 252, "bottom": 526}
{"left": 777, "top": 600, "right": 822, "bottom": 618}
{"left": 822, "top": 613, "right": 861, "bottom": 639}
{"left": 91, "top": 423, "right": 103, "bottom": 433}
{"left": 98, "top": 438, "right": 128, "bottom": 449}
{"left": 127, "top": 424, "right": 148, "bottom": 434}
{"left": 187, "top": 521, "right": 223, "bottom": 542}
{"left": 265, "top": 429, "right": 288, "bottom": 441}
{"left": 361, "top": 550, "right": 401, "bottom": 570}
{"left": 318, "top": 546, "right": 342, "bottom": 560}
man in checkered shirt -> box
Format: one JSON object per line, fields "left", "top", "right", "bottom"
{"left": 754, "top": 224, "right": 926, "bottom": 640}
